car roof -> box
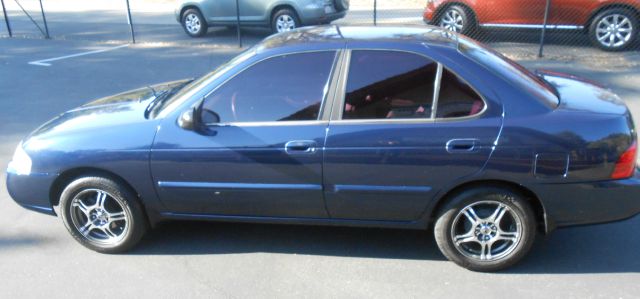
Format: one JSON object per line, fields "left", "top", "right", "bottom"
{"left": 255, "top": 25, "right": 460, "bottom": 53}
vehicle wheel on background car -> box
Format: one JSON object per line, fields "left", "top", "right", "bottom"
{"left": 182, "top": 8, "right": 208, "bottom": 37}
{"left": 59, "top": 176, "right": 147, "bottom": 253}
{"left": 434, "top": 186, "right": 537, "bottom": 272}
{"left": 334, "top": 0, "right": 350, "bottom": 12}
{"left": 589, "top": 8, "right": 638, "bottom": 51}
{"left": 438, "top": 5, "right": 474, "bottom": 35}
{"left": 272, "top": 8, "right": 299, "bottom": 33}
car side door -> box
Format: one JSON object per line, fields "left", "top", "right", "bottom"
{"left": 475, "top": 0, "right": 546, "bottom": 25}
{"left": 322, "top": 49, "right": 502, "bottom": 222}
{"left": 150, "top": 50, "right": 340, "bottom": 218}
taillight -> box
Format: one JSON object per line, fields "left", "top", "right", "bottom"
{"left": 611, "top": 141, "right": 637, "bottom": 179}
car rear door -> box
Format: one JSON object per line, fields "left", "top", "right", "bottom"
{"left": 150, "top": 50, "right": 340, "bottom": 218}
{"left": 322, "top": 49, "right": 502, "bottom": 221}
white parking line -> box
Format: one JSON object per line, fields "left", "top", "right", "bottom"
{"left": 28, "top": 44, "right": 130, "bottom": 66}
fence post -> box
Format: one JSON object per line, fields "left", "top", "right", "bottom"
{"left": 538, "top": 0, "right": 551, "bottom": 58}
{"left": 373, "top": 0, "right": 377, "bottom": 26}
{"left": 235, "top": 0, "right": 241, "bottom": 47}
{"left": 125, "top": 0, "right": 136, "bottom": 43}
{"left": 38, "top": 0, "right": 49, "bottom": 38}
{"left": 1, "top": 0, "right": 11, "bottom": 37}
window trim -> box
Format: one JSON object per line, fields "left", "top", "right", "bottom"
{"left": 329, "top": 48, "right": 488, "bottom": 124}
{"left": 197, "top": 49, "right": 341, "bottom": 127}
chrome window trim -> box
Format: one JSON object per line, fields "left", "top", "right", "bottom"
{"left": 430, "top": 63, "right": 443, "bottom": 119}
{"left": 196, "top": 49, "right": 341, "bottom": 126}
{"left": 330, "top": 48, "right": 489, "bottom": 124}
{"left": 480, "top": 23, "right": 583, "bottom": 30}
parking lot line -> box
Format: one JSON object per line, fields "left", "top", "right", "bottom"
{"left": 28, "top": 44, "right": 130, "bottom": 66}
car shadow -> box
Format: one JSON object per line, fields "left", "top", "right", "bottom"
{"left": 131, "top": 214, "right": 640, "bottom": 274}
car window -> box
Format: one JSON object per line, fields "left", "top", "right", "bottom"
{"left": 343, "top": 50, "right": 437, "bottom": 120}
{"left": 436, "top": 68, "right": 485, "bottom": 118}
{"left": 201, "top": 51, "right": 336, "bottom": 123}
{"left": 342, "top": 50, "right": 484, "bottom": 120}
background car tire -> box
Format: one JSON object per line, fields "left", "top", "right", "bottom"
{"left": 182, "top": 8, "right": 208, "bottom": 37}
{"left": 272, "top": 8, "right": 300, "bottom": 33}
{"left": 334, "top": 0, "right": 350, "bottom": 12}
{"left": 434, "top": 186, "right": 537, "bottom": 272}
{"left": 589, "top": 8, "right": 638, "bottom": 51}
{"left": 59, "top": 175, "right": 148, "bottom": 253}
{"left": 438, "top": 5, "right": 474, "bottom": 35}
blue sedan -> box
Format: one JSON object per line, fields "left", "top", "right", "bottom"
{"left": 6, "top": 26, "right": 640, "bottom": 271}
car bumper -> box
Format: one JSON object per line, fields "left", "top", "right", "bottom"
{"left": 533, "top": 170, "right": 640, "bottom": 230}
{"left": 6, "top": 170, "right": 58, "bottom": 216}
{"left": 300, "top": 6, "right": 347, "bottom": 25}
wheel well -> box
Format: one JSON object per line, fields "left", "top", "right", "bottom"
{"left": 433, "top": 2, "right": 477, "bottom": 26}
{"left": 429, "top": 180, "right": 548, "bottom": 233}
{"left": 271, "top": 4, "right": 298, "bottom": 24}
{"left": 49, "top": 167, "right": 142, "bottom": 208}
{"left": 180, "top": 5, "right": 201, "bottom": 21}
{"left": 585, "top": 4, "right": 640, "bottom": 30}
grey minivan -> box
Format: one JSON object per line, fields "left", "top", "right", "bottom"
{"left": 175, "top": 0, "right": 349, "bottom": 36}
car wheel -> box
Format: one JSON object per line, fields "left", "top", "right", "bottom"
{"left": 589, "top": 8, "right": 638, "bottom": 51}
{"left": 59, "top": 175, "right": 147, "bottom": 253}
{"left": 182, "top": 8, "right": 208, "bottom": 37}
{"left": 438, "top": 5, "right": 473, "bottom": 35}
{"left": 434, "top": 186, "right": 536, "bottom": 271}
{"left": 272, "top": 8, "right": 299, "bottom": 33}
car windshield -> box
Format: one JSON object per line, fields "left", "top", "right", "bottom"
{"left": 457, "top": 37, "right": 559, "bottom": 108}
{"left": 152, "top": 46, "right": 258, "bottom": 117}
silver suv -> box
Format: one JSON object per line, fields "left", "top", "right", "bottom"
{"left": 176, "top": 0, "right": 349, "bottom": 36}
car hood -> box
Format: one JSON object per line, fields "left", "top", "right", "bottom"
{"left": 26, "top": 79, "right": 191, "bottom": 140}
{"left": 537, "top": 70, "right": 628, "bottom": 115}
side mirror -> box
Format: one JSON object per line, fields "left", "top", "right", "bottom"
{"left": 178, "top": 108, "right": 197, "bottom": 130}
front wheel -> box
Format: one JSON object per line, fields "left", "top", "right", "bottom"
{"left": 589, "top": 8, "right": 638, "bottom": 51}
{"left": 59, "top": 176, "right": 148, "bottom": 253}
{"left": 182, "top": 8, "right": 208, "bottom": 37}
{"left": 434, "top": 187, "right": 537, "bottom": 271}
{"left": 438, "top": 5, "right": 473, "bottom": 35}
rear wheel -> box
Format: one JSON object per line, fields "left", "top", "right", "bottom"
{"left": 59, "top": 176, "right": 147, "bottom": 253}
{"left": 272, "top": 8, "right": 299, "bottom": 33}
{"left": 182, "top": 8, "right": 208, "bottom": 37}
{"left": 434, "top": 187, "right": 537, "bottom": 271}
{"left": 589, "top": 8, "right": 638, "bottom": 51}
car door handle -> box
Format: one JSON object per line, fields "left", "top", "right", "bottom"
{"left": 446, "top": 139, "right": 478, "bottom": 153}
{"left": 285, "top": 140, "right": 317, "bottom": 154}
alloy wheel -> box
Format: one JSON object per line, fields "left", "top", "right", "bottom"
{"left": 69, "top": 189, "right": 130, "bottom": 245}
{"left": 440, "top": 9, "right": 464, "bottom": 32}
{"left": 185, "top": 13, "right": 202, "bottom": 35}
{"left": 276, "top": 14, "right": 296, "bottom": 33}
{"left": 595, "top": 14, "right": 633, "bottom": 48}
{"left": 450, "top": 200, "right": 523, "bottom": 261}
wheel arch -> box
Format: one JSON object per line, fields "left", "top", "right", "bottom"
{"left": 270, "top": 3, "right": 299, "bottom": 25}
{"left": 179, "top": 4, "right": 202, "bottom": 21}
{"left": 49, "top": 167, "right": 144, "bottom": 210}
{"left": 585, "top": 3, "right": 640, "bottom": 30}
{"left": 428, "top": 179, "right": 550, "bottom": 233}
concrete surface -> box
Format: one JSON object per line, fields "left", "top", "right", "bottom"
{"left": 1, "top": 29, "right": 640, "bottom": 298}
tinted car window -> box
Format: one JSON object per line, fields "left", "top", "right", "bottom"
{"left": 202, "top": 51, "right": 336, "bottom": 123}
{"left": 343, "top": 50, "right": 437, "bottom": 120}
{"left": 436, "top": 68, "right": 485, "bottom": 118}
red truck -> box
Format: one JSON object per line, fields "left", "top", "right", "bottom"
{"left": 423, "top": 0, "right": 639, "bottom": 51}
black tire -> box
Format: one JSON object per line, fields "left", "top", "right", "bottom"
{"left": 182, "top": 8, "right": 208, "bottom": 37}
{"left": 437, "top": 5, "right": 475, "bottom": 35}
{"left": 59, "top": 175, "right": 148, "bottom": 253}
{"left": 271, "top": 8, "right": 300, "bottom": 33}
{"left": 334, "top": 0, "right": 350, "bottom": 12}
{"left": 434, "top": 186, "right": 537, "bottom": 272}
{"left": 589, "top": 8, "right": 638, "bottom": 51}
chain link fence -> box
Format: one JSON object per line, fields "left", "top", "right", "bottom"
{"left": 1, "top": 0, "right": 639, "bottom": 64}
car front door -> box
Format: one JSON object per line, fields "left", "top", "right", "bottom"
{"left": 476, "top": 0, "right": 546, "bottom": 25}
{"left": 151, "top": 51, "right": 339, "bottom": 218}
{"left": 322, "top": 49, "right": 502, "bottom": 221}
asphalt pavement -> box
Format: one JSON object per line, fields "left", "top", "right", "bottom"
{"left": 1, "top": 24, "right": 640, "bottom": 298}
